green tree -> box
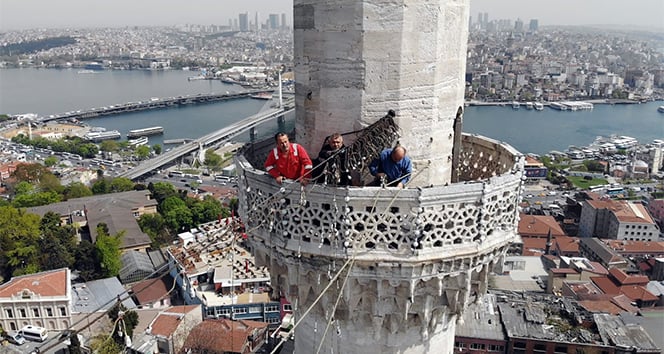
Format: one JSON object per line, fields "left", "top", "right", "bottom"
{"left": 74, "top": 240, "right": 101, "bottom": 281}
{"left": 11, "top": 163, "right": 52, "bottom": 184}
{"left": 149, "top": 182, "right": 177, "bottom": 204}
{"left": 0, "top": 206, "right": 42, "bottom": 278}
{"left": 95, "top": 224, "right": 123, "bottom": 277}
{"left": 64, "top": 182, "right": 93, "bottom": 199}
{"left": 108, "top": 303, "right": 139, "bottom": 341}
{"left": 190, "top": 195, "right": 225, "bottom": 224}
{"left": 12, "top": 190, "right": 61, "bottom": 208}
{"left": 89, "top": 335, "right": 123, "bottom": 354}
{"left": 39, "top": 172, "right": 64, "bottom": 194}
{"left": 44, "top": 156, "right": 58, "bottom": 167}
{"left": 135, "top": 145, "right": 151, "bottom": 160}
{"left": 108, "top": 177, "right": 135, "bottom": 193}
{"left": 91, "top": 178, "right": 109, "bottom": 194}
{"left": 138, "top": 213, "right": 171, "bottom": 247}
{"left": 152, "top": 144, "right": 162, "bottom": 155}
{"left": 583, "top": 160, "right": 606, "bottom": 173}
{"left": 161, "top": 196, "right": 193, "bottom": 231}
{"left": 99, "top": 140, "right": 120, "bottom": 152}
{"left": 204, "top": 148, "right": 222, "bottom": 168}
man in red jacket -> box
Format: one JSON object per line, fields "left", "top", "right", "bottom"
{"left": 264, "top": 132, "right": 313, "bottom": 185}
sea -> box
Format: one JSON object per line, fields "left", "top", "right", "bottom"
{"left": 1, "top": 68, "right": 663, "bottom": 155}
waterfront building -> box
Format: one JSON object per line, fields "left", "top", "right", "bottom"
{"left": 235, "top": 0, "right": 523, "bottom": 353}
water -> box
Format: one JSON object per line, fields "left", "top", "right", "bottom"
{"left": 1, "top": 68, "right": 662, "bottom": 154}
{"left": 463, "top": 103, "right": 664, "bottom": 155}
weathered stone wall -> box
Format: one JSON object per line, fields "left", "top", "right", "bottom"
{"left": 294, "top": 0, "right": 470, "bottom": 187}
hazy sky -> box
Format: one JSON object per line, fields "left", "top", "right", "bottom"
{"left": 0, "top": 0, "right": 662, "bottom": 31}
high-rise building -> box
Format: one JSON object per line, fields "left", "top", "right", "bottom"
{"left": 281, "top": 13, "right": 287, "bottom": 29}
{"left": 514, "top": 18, "right": 524, "bottom": 32}
{"left": 269, "top": 14, "right": 279, "bottom": 30}
{"left": 236, "top": 0, "right": 523, "bottom": 353}
{"left": 255, "top": 12, "right": 259, "bottom": 31}
{"left": 238, "top": 12, "right": 249, "bottom": 32}
{"left": 529, "top": 19, "right": 539, "bottom": 32}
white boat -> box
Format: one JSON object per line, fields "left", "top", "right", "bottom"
{"left": 128, "top": 136, "right": 149, "bottom": 147}
{"left": 658, "top": 105, "right": 664, "bottom": 113}
{"left": 534, "top": 102, "right": 544, "bottom": 111}
{"left": 84, "top": 130, "right": 121, "bottom": 142}
{"left": 525, "top": 102, "right": 533, "bottom": 110}
{"left": 127, "top": 126, "right": 164, "bottom": 138}
{"left": 511, "top": 101, "right": 520, "bottom": 109}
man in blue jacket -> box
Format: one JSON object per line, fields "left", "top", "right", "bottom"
{"left": 369, "top": 146, "right": 412, "bottom": 188}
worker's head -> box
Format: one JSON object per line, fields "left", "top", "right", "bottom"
{"left": 328, "top": 133, "right": 343, "bottom": 150}
{"left": 391, "top": 146, "right": 407, "bottom": 163}
{"left": 275, "top": 132, "right": 290, "bottom": 153}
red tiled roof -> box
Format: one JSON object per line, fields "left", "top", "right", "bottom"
{"left": 555, "top": 236, "right": 580, "bottom": 254}
{"left": 183, "top": 319, "right": 267, "bottom": 353}
{"left": 0, "top": 268, "right": 68, "bottom": 298}
{"left": 591, "top": 276, "right": 620, "bottom": 295}
{"left": 131, "top": 277, "right": 174, "bottom": 305}
{"left": 620, "top": 286, "right": 658, "bottom": 302}
{"left": 578, "top": 300, "right": 624, "bottom": 315}
{"left": 608, "top": 268, "right": 648, "bottom": 286}
{"left": 611, "top": 294, "right": 640, "bottom": 313}
{"left": 518, "top": 214, "right": 566, "bottom": 238}
{"left": 150, "top": 305, "right": 200, "bottom": 338}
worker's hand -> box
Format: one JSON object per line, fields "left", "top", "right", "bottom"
{"left": 300, "top": 177, "right": 310, "bottom": 186}
{"left": 375, "top": 172, "right": 386, "bottom": 179}
{"left": 396, "top": 182, "right": 404, "bottom": 189}
{"left": 276, "top": 176, "right": 284, "bottom": 185}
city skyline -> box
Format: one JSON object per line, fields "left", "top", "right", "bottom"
{"left": 0, "top": 0, "right": 662, "bottom": 31}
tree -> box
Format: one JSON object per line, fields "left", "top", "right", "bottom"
{"left": 64, "top": 182, "right": 93, "bottom": 199}
{"left": 11, "top": 163, "right": 52, "bottom": 184}
{"left": 135, "top": 145, "right": 151, "bottom": 160}
{"left": 108, "top": 303, "right": 139, "bottom": 341}
{"left": 92, "top": 178, "right": 109, "bottom": 194}
{"left": 204, "top": 148, "right": 222, "bottom": 168}
{"left": 150, "top": 182, "right": 177, "bottom": 204}
{"left": 99, "top": 140, "right": 120, "bottom": 152}
{"left": 0, "top": 206, "right": 42, "bottom": 278}
{"left": 109, "top": 177, "right": 135, "bottom": 193}
{"left": 138, "top": 213, "right": 171, "bottom": 247}
{"left": 74, "top": 240, "right": 101, "bottom": 281}
{"left": 12, "top": 190, "right": 61, "bottom": 208}
{"left": 89, "top": 334, "right": 123, "bottom": 354}
{"left": 68, "top": 331, "right": 83, "bottom": 354}
{"left": 39, "top": 172, "right": 64, "bottom": 194}
{"left": 190, "top": 195, "right": 225, "bottom": 224}
{"left": 152, "top": 144, "right": 162, "bottom": 155}
{"left": 44, "top": 156, "right": 58, "bottom": 167}
{"left": 161, "top": 196, "right": 193, "bottom": 231}
{"left": 95, "top": 224, "right": 123, "bottom": 278}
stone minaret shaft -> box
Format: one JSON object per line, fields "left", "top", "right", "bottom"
{"left": 294, "top": 0, "right": 470, "bottom": 186}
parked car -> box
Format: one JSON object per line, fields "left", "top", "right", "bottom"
{"left": 5, "top": 332, "right": 26, "bottom": 345}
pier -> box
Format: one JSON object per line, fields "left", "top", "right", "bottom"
{"left": 39, "top": 90, "right": 273, "bottom": 123}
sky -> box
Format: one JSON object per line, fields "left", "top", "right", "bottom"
{"left": 0, "top": 0, "right": 662, "bottom": 31}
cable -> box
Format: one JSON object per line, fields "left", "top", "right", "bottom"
{"left": 36, "top": 261, "right": 174, "bottom": 353}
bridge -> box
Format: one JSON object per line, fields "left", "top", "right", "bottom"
{"left": 39, "top": 90, "right": 273, "bottom": 122}
{"left": 119, "top": 98, "right": 294, "bottom": 180}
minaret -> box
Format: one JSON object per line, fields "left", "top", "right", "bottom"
{"left": 235, "top": 0, "right": 524, "bottom": 353}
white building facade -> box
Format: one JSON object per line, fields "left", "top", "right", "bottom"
{"left": 0, "top": 268, "right": 72, "bottom": 331}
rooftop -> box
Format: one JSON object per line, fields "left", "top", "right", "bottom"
{"left": 455, "top": 294, "right": 505, "bottom": 341}
{"left": 0, "top": 268, "right": 69, "bottom": 299}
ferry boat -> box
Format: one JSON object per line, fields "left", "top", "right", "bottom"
{"left": 128, "top": 136, "right": 149, "bottom": 147}
{"left": 534, "top": 102, "right": 544, "bottom": 111}
{"left": 658, "top": 105, "right": 664, "bottom": 113}
{"left": 127, "top": 126, "right": 164, "bottom": 138}
{"left": 250, "top": 92, "right": 273, "bottom": 100}
{"left": 84, "top": 130, "right": 121, "bottom": 142}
